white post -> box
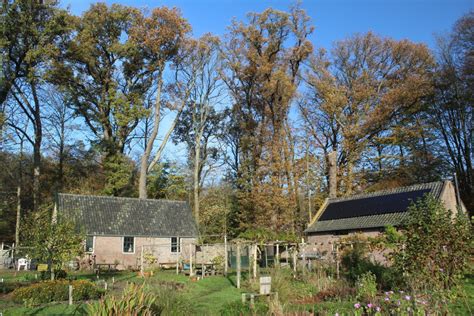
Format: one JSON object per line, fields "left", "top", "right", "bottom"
{"left": 224, "top": 234, "right": 228, "bottom": 276}
{"left": 236, "top": 243, "right": 241, "bottom": 289}
{"left": 176, "top": 254, "right": 179, "bottom": 275}
{"left": 104, "top": 282, "right": 108, "bottom": 291}
{"left": 293, "top": 248, "right": 297, "bottom": 272}
{"left": 189, "top": 243, "right": 194, "bottom": 276}
{"left": 68, "top": 285, "right": 73, "bottom": 305}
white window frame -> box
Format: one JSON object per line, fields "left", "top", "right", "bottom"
{"left": 85, "top": 235, "right": 95, "bottom": 254}
{"left": 122, "top": 236, "right": 135, "bottom": 254}
{"left": 170, "top": 237, "right": 181, "bottom": 253}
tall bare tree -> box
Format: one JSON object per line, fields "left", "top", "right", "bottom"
{"left": 129, "top": 7, "right": 190, "bottom": 199}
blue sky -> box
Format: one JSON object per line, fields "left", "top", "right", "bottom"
{"left": 62, "top": 0, "right": 473, "bottom": 50}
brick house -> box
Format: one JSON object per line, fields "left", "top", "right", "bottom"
{"left": 304, "top": 181, "right": 466, "bottom": 261}
{"left": 57, "top": 193, "right": 198, "bottom": 270}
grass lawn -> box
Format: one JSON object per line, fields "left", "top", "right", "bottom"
{"left": 0, "top": 269, "right": 244, "bottom": 316}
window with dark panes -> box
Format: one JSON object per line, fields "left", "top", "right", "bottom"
{"left": 171, "top": 237, "right": 180, "bottom": 253}
{"left": 123, "top": 236, "right": 134, "bottom": 253}
{"left": 85, "top": 236, "right": 94, "bottom": 253}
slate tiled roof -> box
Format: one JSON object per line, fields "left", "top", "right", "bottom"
{"left": 57, "top": 193, "right": 198, "bottom": 237}
{"left": 305, "top": 181, "right": 446, "bottom": 234}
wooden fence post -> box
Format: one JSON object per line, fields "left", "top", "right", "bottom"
{"left": 236, "top": 243, "right": 241, "bottom": 289}
{"left": 140, "top": 245, "right": 144, "bottom": 276}
{"left": 68, "top": 285, "right": 73, "bottom": 305}
{"left": 189, "top": 243, "right": 193, "bottom": 276}
{"left": 224, "top": 235, "right": 228, "bottom": 276}
{"left": 252, "top": 244, "right": 257, "bottom": 279}
{"left": 276, "top": 243, "right": 280, "bottom": 267}
{"left": 293, "top": 248, "right": 297, "bottom": 272}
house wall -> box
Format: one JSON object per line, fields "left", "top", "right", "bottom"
{"left": 306, "top": 230, "right": 389, "bottom": 264}
{"left": 440, "top": 181, "right": 467, "bottom": 214}
{"left": 90, "top": 236, "right": 197, "bottom": 270}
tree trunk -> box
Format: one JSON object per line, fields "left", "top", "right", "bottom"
{"left": 138, "top": 79, "right": 162, "bottom": 199}
{"left": 193, "top": 139, "right": 201, "bottom": 226}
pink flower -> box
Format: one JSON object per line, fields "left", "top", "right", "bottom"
{"left": 335, "top": 313, "right": 339, "bottom": 316}
{"left": 376, "top": 307, "right": 381, "bottom": 312}
{"left": 397, "top": 300, "right": 401, "bottom": 306}
{"left": 384, "top": 297, "right": 390, "bottom": 301}
{"left": 354, "top": 303, "right": 361, "bottom": 309}
{"left": 404, "top": 295, "right": 411, "bottom": 301}
{"left": 367, "top": 303, "right": 373, "bottom": 308}
{"left": 421, "top": 300, "right": 427, "bottom": 305}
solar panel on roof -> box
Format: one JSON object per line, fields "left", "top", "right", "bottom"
{"left": 318, "top": 189, "right": 432, "bottom": 221}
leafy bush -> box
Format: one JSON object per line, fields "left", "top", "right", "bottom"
{"left": 40, "top": 269, "right": 67, "bottom": 280}
{"left": 88, "top": 283, "right": 159, "bottom": 316}
{"left": 393, "top": 195, "right": 472, "bottom": 298}
{"left": 340, "top": 239, "right": 403, "bottom": 290}
{"left": 11, "top": 279, "right": 102, "bottom": 305}
{"left": 356, "top": 272, "right": 377, "bottom": 301}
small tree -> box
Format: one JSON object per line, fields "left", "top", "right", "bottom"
{"left": 22, "top": 206, "right": 84, "bottom": 280}
{"left": 394, "top": 195, "right": 472, "bottom": 297}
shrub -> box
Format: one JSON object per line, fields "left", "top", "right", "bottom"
{"left": 340, "top": 240, "right": 403, "bottom": 290}
{"left": 11, "top": 279, "right": 101, "bottom": 305}
{"left": 40, "top": 269, "right": 67, "bottom": 280}
{"left": 356, "top": 272, "right": 377, "bottom": 301}
{"left": 87, "top": 283, "right": 159, "bottom": 316}
{"left": 393, "top": 195, "right": 472, "bottom": 298}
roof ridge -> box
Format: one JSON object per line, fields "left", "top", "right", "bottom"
{"left": 57, "top": 193, "right": 188, "bottom": 204}
{"left": 329, "top": 181, "right": 445, "bottom": 203}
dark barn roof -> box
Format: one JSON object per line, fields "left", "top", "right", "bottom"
{"left": 57, "top": 193, "right": 198, "bottom": 237}
{"left": 305, "top": 182, "right": 446, "bottom": 234}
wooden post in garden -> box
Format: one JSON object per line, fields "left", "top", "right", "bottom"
{"left": 140, "top": 245, "right": 144, "bottom": 277}
{"left": 68, "top": 285, "right": 73, "bottom": 305}
{"left": 176, "top": 253, "right": 179, "bottom": 275}
{"left": 265, "top": 245, "right": 268, "bottom": 268}
{"left": 301, "top": 241, "right": 306, "bottom": 275}
{"left": 276, "top": 243, "right": 280, "bottom": 267}
{"left": 293, "top": 248, "right": 297, "bottom": 272}
{"left": 224, "top": 234, "right": 228, "bottom": 276}
{"left": 189, "top": 243, "right": 194, "bottom": 276}
{"left": 335, "top": 244, "right": 340, "bottom": 279}
{"left": 252, "top": 244, "right": 257, "bottom": 279}
{"left": 236, "top": 243, "right": 241, "bottom": 289}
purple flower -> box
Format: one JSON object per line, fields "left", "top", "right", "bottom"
{"left": 421, "top": 300, "right": 427, "bottom": 305}
{"left": 397, "top": 300, "right": 401, "bottom": 306}
{"left": 404, "top": 295, "right": 411, "bottom": 301}
{"left": 367, "top": 303, "right": 373, "bottom": 308}
{"left": 376, "top": 307, "right": 381, "bottom": 312}
{"left": 354, "top": 303, "right": 361, "bottom": 309}
{"left": 439, "top": 268, "right": 444, "bottom": 272}
{"left": 384, "top": 297, "right": 390, "bottom": 301}
{"left": 399, "top": 290, "right": 404, "bottom": 294}
{"left": 335, "top": 313, "right": 339, "bottom": 316}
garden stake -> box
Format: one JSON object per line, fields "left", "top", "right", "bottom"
{"left": 68, "top": 285, "right": 73, "bottom": 305}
